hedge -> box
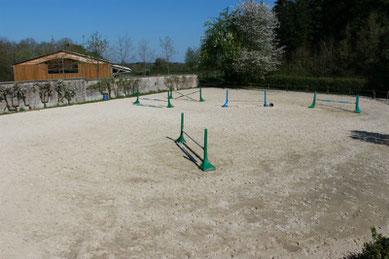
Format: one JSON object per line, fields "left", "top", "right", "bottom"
{"left": 257, "top": 74, "right": 367, "bottom": 95}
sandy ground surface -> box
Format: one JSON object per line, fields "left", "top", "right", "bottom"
{"left": 0, "top": 88, "right": 388, "bottom": 259}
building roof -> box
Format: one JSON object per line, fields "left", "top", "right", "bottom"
{"left": 13, "top": 50, "right": 114, "bottom": 66}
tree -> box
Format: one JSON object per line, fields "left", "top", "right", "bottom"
{"left": 159, "top": 36, "right": 176, "bottom": 74}
{"left": 137, "top": 40, "right": 155, "bottom": 76}
{"left": 0, "top": 38, "right": 14, "bottom": 81}
{"left": 185, "top": 47, "right": 200, "bottom": 72}
{"left": 200, "top": 1, "right": 282, "bottom": 81}
{"left": 116, "top": 34, "right": 134, "bottom": 65}
{"left": 85, "top": 32, "right": 109, "bottom": 59}
{"left": 152, "top": 58, "right": 167, "bottom": 74}
{"left": 231, "top": 0, "right": 283, "bottom": 79}
{"left": 15, "top": 38, "right": 37, "bottom": 62}
{"left": 56, "top": 37, "right": 74, "bottom": 51}
{"left": 200, "top": 8, "right": 243, "bottom": 80}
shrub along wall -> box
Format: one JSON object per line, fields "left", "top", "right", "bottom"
{"left": 0, "top": 75, "right": 198, "bottom": 113}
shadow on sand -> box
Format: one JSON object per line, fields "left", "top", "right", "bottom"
{"left": 350, "top": 130, "right": 389, "bottom": 146}
{"left": 166, "top": 137, "right": 202, "bottom": 169}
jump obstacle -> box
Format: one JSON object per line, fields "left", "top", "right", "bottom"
{"left": 133, "top": 88, "right": 174, "bottom": 108}
{"left": 222, "top": 89, "right": 271, "bottom": 108}
{"left": 175, "top": 113, "right": 215, "bottom": 171}
{"left": 308, "top": 92, "right": 361, "bottom": 113}
{"left": 170, "top": 85, "right": 205, "bottom": 102}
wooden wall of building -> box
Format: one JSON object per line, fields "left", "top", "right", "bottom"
{"left": 14, "top": 63, "right": 112, "bottom": 82}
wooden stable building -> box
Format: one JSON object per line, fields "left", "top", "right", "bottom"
{"left": 13, "top": 50, "right": 131, "bottom": 82}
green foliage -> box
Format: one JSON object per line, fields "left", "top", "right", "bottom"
{"left": 55, "top": 80, "right": 76, "bottom": 105}
{"left": 200, "top": 8, "right": 243, "bottom": 80}
{"left": 63, "top": 88, "right": 76, "bottom": 104}
{"left": 185, "top": 47, "right": 200, "bottom": 72}
{"left": 274, "top": 0, "right": 389, "bottom": 91}
{"left": 55, "top": 80, "right": 66, "bottom": 103}
{"left": 200, "top": 2, "right": 282, "bottom": 81}
{"left": 164, "top": 75, "right": 184, "bottom": 89}
{"left": 260, "top": 74, "right": 366, "bottom": 94}
{"left": 345, "top": 227, "right": 389, "bottom": 259}
{"left": 152, "top": 58, "right": 168, "bottom": 74}
{"left": 37, "top": 82, "right": 53, "bottom": 107}
{"left": 0, "top": 39, "right": 14, "bottom": 82}
{"left": 0, "top": 84, "right": 30, "bottom": 111}
{"left": 87, "top": 78, "right": 115, "bottom": 98}
{"left": 12, "top": 84, "right": 27, "bottom": 103}
{"left": 116, "top": 78, "right": 140, "bottom": 96}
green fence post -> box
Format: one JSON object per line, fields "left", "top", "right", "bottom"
{"left": 169, "top": 85, "right": 173, "bottom": 99}
{"left": 308, "top": 91, "right": 316, "bottom": 108}
{"left": 175, "top": 113, "right": 186, "bottom": 143}
{"left": 199, "top": 86, "right": 205, "bottom": 102}
{"left": 167, "top": 91, "right": 174, "bottom": 108}
{"left": 133, "top": 88, "right": 140, "bottom": 104}
{"left": 200, "top": 129, "right": 216, "bottom": 171}
{"left": 355, "top": 95, "right": 362, "bottom": 113}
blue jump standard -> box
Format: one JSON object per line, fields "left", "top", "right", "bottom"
{"left": 222, "top": 90, "right": 229, "bottom": 107}
{"left": 264, "top": 90, "right": 269, "bottom": 107}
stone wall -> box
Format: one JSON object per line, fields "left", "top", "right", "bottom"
{"left": 0, "top": 75, "right": 198, "bottom": 113}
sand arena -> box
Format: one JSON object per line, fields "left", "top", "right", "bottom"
{"left": 0, "top": 88, "right": 388, "bottom": 258}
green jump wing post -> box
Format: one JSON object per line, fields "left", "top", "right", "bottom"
{"left": 308, "top": 92, "right": 316, "bottom": 108}
{"left": 175, "top": 113, "right": 186, "bottom": 143}
{"left": 167, "top": 90, "right": 174, "bottom": 108}
{"left": 133, "top": 88, "right": 140, "bottom": 104}
{"left": 355, "top": 95, "right": 362, "bottom": 113}
{"left": 199, "top": 87, "right": 205, "bottom": 102}
{"left": 199, "top": 129, "right": 216, "bottom": 171}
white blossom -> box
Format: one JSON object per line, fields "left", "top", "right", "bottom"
{"left": 232, "top": 0, "right": 283, "bottom": 78}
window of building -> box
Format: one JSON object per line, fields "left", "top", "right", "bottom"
{"left": 47, "top": 59, "right": 79, "bottom": 74}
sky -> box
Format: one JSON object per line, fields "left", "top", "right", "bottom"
{"left": 0, "top": 0, "right": 274, "bottom": 62}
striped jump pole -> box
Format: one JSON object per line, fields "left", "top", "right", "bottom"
{"left": 264, "top": 90, "right": 269, "bottom": 107}
{"left": 222, "top": 90, "right": 229, "bottom": 108}
{"left": 199, "top": 129, "right": 216, "bottom": 171}
{"left": 141, "top": 97, "right": 167, "bottom": 102}
{"left": 174, "top": 88, "right": 204, "bottom": 102}
{"left": 133, "top": 88, "right": 140, "bottom": 104}
{"left": 355, "top": 95, "right": 361, "bottom": 113}
{"left": 136, "top": 104, "right": 163, "bottom": 108}
{"left": 308, "top": 91, "right": 317, "bottom": 108}
{"left": 175, "top": 112, "right": 186, "bottom": 143}
{"left": 176, "top": 91, "right": 196, "bottom": 101}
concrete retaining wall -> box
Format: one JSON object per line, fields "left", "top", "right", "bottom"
{"left": 0, "top": 75, "right": 198, "bottom": 113}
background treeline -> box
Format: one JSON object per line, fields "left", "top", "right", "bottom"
{"left": 273, "top": 0, "right": 389, "bottom": 93}
{"left": 191, "top": 0, "right": 388, "bottom": 95}
{"left": 126, "top": 59, "right": 190, "bottom": 77}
